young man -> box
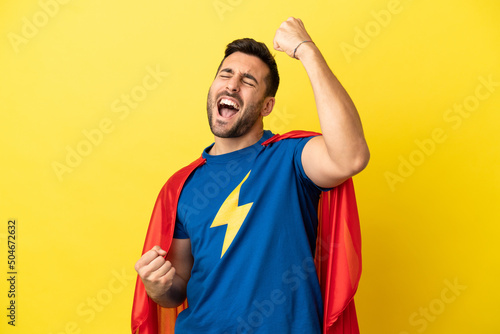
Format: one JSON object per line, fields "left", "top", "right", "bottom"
{"left": 133, "top": 17, "right": 369, "bottom": 333}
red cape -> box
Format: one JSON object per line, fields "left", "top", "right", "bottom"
{"left": 131, "top": 131, "right": 362, "bottom": 334}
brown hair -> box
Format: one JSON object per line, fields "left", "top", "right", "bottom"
{"left": 216, "top": 38, "right": 280, "bottom": 97}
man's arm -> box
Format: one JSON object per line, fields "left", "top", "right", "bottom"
{"left": 273, "top": 17, "right": 370, "bottom": 188}
{"left": 134, "top": 239, "right": 193, "bottom": 308}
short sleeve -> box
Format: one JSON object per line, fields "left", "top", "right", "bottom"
{"left": 292, "top": 136, "right": 333, "bottom": 192}
{"left": 173, "top": 216, "right": 189, "bottom": 239}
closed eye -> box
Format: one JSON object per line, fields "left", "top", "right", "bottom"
{"left": 243, "top": 80, "right": 255, "bottom": 87}
{"left": 219, "top": 68, "right": 233, "bottom": 78}
{"left": 242, "top": 73, "right": 258, "bottom": 87}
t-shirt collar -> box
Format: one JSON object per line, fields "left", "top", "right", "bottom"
{"left": 202, "top": 130, "right": 274, "bottom": 163}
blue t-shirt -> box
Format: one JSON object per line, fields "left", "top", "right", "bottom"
{"left": 174, "top": 130, "right": 323, "bottom": 333}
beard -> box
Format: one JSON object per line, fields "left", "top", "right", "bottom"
{"left": 206, "top": 89, "right": 264, "bottom": 138}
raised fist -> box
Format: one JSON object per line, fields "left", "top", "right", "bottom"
{"left": 273, "top": 17, "right": 314, "bottom": 59}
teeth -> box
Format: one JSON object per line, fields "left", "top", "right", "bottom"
{"left": 220, "top": 98, "right": 239, "bottom": 110}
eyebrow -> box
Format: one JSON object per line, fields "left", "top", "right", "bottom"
{"left": 220, "top": 68, "right": 259, "bottom": 85}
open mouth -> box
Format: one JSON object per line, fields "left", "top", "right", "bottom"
{"left": 217, "top": 97, "right": 241, "bottom": 119}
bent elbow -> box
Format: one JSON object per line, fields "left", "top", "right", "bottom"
{"left": 344, "top": 146, "right": 370, "bottom": 178}
{"left": 355, "top": 147, "right": 370, "bottom": 173}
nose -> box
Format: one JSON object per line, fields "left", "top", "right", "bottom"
{"left": 226, "top": 76, "right": 240, "bottom": 92}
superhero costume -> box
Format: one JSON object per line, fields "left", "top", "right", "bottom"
{"left": 132, "top": 131, "right": 362, "bottom": 334}
{"left": 173, "top": 130, "right": 323, "bottom": 333}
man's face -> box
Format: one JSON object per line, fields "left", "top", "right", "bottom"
{"left": 207, "top": 52, "right": 271, "bottom": 138}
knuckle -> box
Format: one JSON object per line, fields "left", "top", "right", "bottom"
{"left": 144, "top": 271, "right": 157, "bottom": 283}
{"left": 138, "top": 271, "right": 148, "bottom": 281}
{"left": 153, "top": 256, "right": 165, "bottom": 266}
{"left": 137, "top": 267, "right": 149, "bottom": 279}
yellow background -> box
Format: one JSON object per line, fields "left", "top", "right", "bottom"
{"left": 1, "top": 0, "right": 499, "bottom": 333}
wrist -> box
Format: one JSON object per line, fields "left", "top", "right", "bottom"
{"left": 293, "top": 40, "right": 319, "bottom": 61}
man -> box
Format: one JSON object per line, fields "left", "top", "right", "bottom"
{"left": 133, "top": 17, "right": 369, "bottom": 333}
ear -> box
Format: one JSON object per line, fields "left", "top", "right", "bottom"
{"left": 261, "top": 97, "right": 275, "bottom": 117}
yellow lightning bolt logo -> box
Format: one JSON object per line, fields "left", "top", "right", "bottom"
{"left": 210, "top": 171, "right": 253, "bottom": 258}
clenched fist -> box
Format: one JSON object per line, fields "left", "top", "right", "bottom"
{"left": 134, "top": 245, "right": 176, "bottom": 304}
{"left": 273, "top": 17, "right": 315, "bottom": 60}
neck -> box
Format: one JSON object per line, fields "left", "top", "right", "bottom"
{"left": 208, "top": 129, "right": 264, "bottom": 155}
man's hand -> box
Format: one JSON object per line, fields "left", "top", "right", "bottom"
{"left": 135, "top": 239, "right": 193, "bottom": 308}
{"left": 273, "top": 17, "right": 314, "bottom": 59}
{"left": 134, "top": 245, "right": 175, "bottom": 302}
